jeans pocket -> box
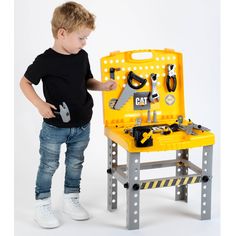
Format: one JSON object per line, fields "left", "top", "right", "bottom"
{"left": 40, "top": 122, "right": 60, "bottom": 141}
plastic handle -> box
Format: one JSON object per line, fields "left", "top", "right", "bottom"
{"left": 125, "top": 50, "right": 155, "bottom": 63}
{"left": 127, "top": 71, "right": 147, "bottom": 89}
{"left": 166, "top": 75, "right": 177, "bottom": 92}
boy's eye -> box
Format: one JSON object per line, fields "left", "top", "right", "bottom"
{"left": 79, "top": 37, "right": 87, "bottom": 41}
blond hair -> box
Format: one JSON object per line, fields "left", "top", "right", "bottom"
{"left": 51, "top": 1, "right": 95, "bottom": 38}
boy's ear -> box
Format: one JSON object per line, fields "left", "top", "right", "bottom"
{"left": 57, "top": 28, "right": 67, "bottom": 39}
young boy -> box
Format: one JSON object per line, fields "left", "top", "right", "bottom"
{"left": 20, "top": 1, "right": 116, "bottom": 229}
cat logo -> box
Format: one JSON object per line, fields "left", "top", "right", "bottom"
{"left": 133, "top": 92, "right": 150, "bottom": 110}
{"left": 135, "top": 97, "right": 148, "bottom": 106}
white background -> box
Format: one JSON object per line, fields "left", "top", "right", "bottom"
{"left": 14, "top": 0, "right": 220, "bottom": 235}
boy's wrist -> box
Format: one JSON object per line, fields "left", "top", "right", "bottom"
{"left": 33, "top": 98, "right": 45, "bottom": 109}
{"left": 100, "top": 82, "right": 107, "bottom": 91}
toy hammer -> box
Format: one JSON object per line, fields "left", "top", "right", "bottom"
{"left": 54, "top": 102, "right": 71, "bottom": 123}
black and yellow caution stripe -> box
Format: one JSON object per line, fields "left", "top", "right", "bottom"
{"left": 140, "top": 175, "right": 201, "bottom": 190}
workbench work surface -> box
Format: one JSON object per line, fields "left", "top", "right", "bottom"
{"left": 105, "top": 126, "right": 215, "bottom": 152}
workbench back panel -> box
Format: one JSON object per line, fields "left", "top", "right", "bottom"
{"left": 101, "top": 49, "right": 185, "bottom": 128}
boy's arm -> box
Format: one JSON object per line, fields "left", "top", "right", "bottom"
{"left": 86, "top": 78, "right": 117, "bottom": 91}
{"left": 19, "top": 76, "right": 56, "bottom": 118}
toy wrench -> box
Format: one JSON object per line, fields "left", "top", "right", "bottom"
{"left": 113, "top": 71, "right": 147, "bottom": 110}
{"left": 149, "top": 73, "right": 160, "bottom": 103}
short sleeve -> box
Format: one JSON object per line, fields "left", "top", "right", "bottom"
{"left": 24, "top": 55, "right": 45, "bottom": 85}
{"left": 85, "top": 56, "right": 93, "bottom": 81}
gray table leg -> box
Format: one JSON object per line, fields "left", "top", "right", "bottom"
{"left": 126, "top": 152, "right": 140, "bottom": 230}
{"left": 107, "top": 138, "right": 118, "bottom": 211}
{"left": 201, "top": 145, "right": 213, "bottom": 220}
{"left": 175, "top": 149, "right": 189, "bottom": 202}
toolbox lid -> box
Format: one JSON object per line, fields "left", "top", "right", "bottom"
{"left": 101, "top": 49, "right": 185, "bottom": 128}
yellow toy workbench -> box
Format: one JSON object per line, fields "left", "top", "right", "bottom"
{"left": 101, "top": 49, "right": 215, "bottom": 230}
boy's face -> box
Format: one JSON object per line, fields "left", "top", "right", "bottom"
{"left": 58, "top": 26, "right": 92, "bottom": 54}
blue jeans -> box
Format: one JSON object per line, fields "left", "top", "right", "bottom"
{"left": 35, "top": 122, "right": 90, "bottom": 200}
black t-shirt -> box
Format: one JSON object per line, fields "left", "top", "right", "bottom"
{"left": 24, "top": 48, "right": 94, "bottom": 128}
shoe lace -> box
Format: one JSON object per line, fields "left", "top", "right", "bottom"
{"left": 40, "top": 204, "right": 54, "bottom": 216}
{"left": 70, "top": 197, "right": 80, "bottom": 207}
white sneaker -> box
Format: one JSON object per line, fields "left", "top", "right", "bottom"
{"left": 34, "top": 198, "right": 60, "bottom": 229}
{"left": 63, "top": 193, "right": 89, "bottom": 220}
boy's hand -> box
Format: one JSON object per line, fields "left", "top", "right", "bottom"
{"left": 102, "top": 80, "right": 117, "bottom": 91}
{"left": 36, "top": 101, "right": 57, "bottom": 119}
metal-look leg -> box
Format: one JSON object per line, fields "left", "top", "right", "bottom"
{"left": 126, "top": 152, "right": 140, "bottom": 230}
{"left": 175, "top": 149, "right": 189, "bottom": 202}
{"left": 201, "top": 145, "right": 213, "bottom": 220}
{"left": 107, "top": 138, "right": 118, "bottom": 211}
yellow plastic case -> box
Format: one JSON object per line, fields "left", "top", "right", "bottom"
{"left": 101, "top": 49, "right": 215, "bottom": 152}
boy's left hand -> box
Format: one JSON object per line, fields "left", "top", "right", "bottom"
{"left": 102, "top": 80, "right": 117, "bottom": 91}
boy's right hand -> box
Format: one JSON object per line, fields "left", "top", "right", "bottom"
{"left": 36, "top": 101, "right": 57, "bottom": 119}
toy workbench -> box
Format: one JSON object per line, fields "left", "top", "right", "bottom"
{"left": 100, "top": 49, "right": 215, "bottom": 230}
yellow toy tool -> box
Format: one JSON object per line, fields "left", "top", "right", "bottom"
{"left": 140, "top": 130, "right": 153, "bottom": 144}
